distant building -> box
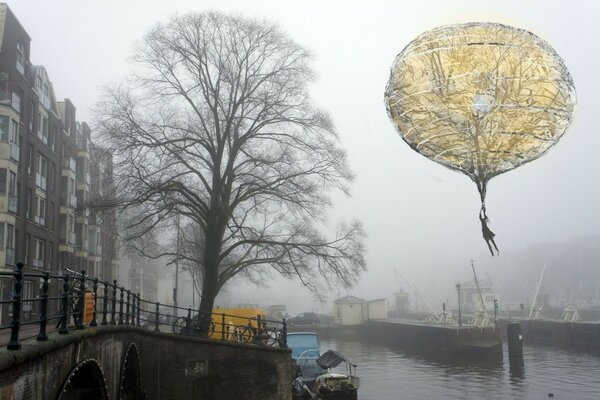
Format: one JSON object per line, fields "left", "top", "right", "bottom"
{"left": 332, "top": 295, "right": 387, "bottom": 325}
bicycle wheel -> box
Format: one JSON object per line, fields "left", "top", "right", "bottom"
{"left": 232, "top": 326, "right": 252, "bottom": 343}
{"left": 172, "top": 316, "right": 187, "bottom": 333}
{"left": 259, "top": 328, "right": 280, "bottom": 347}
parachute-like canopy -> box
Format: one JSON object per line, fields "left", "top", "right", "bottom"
{"left": 385, "top": 23, "right": 576, "bottom": 254}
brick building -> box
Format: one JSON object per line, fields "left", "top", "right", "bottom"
{"left": 0, "top": 3, "right": 118, "bottom": 323}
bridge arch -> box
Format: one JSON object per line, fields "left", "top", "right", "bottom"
{"left": 119, "top": 343, "right": 143, "bottom": 400}
{"left": 57, "top": 358, "right": 108, "bottom": 400}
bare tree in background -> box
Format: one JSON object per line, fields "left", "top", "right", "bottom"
{"left": 96, "top": 12, "right": 365, "bottom": 326}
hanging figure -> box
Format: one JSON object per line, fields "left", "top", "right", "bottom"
{"left": 479, "top": 208, "right": 499, "bottom": 256}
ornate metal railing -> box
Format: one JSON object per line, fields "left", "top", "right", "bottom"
{"left": 0, "top": 262, "right": 287, "bottom": 350}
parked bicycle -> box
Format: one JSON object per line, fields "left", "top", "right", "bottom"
{"left": 230, "top": 317, "right": 283, "bottom": 346}
{"left": 172, "top": 313, "right": 215, "bottom": 337}
{"left": 55, "top": 268, "right": 84, "bottom": 329}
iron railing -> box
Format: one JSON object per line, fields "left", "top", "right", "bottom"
{"left": 0, "top": 262, "right": 287, "bottom": 350}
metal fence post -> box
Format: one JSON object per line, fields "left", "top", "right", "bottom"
{"left": 75, "top": 271, "right": 86, "bottom": 330}
{"left": 221, "top": 313, "right": 226, "bottom": 341}
{"left": 58, "top": 272, "right": 70, "bottom": 334}
{"left": 101, "top": 281, "right": 108, "bottom": 326}
{"left": 7, "top": 262, "right": 24, "bottom": 350}
{"left": 154, "top": 302, "right": 160, "bottom": 332}
{"left": 136, "top": 294, "right": 141, "bottom": 326}
{"left": 118, "top": 287, "right": 124, "bottom": 325}
{"left": 110, "top": 280, "right": 117, "bottom": 325}
{"left": 36, "top": 272, "right": 50, "bottom": 341}
{"left": 90, "top": 278, "right": 98, "bottom": 327}
{"left": 125, "top": 290, "right": 131, "bottom": 325}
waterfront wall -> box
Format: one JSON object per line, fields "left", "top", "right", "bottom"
{"left": 0, "top": 326, "right": 292, "bottom": 400}
{"left": 498, "top": 319, "right": 600, "bottom": 348}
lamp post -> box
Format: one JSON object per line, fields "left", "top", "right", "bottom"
{"left": 456, "top": 283, "right": 462, "bottom": 327}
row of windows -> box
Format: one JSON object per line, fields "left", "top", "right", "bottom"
{"left": 0, "top": 222, "right": 54, "bottom": 270}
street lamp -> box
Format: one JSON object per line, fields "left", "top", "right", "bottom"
{"left": 456, "top": 283, "right": 462, "bottom": 327}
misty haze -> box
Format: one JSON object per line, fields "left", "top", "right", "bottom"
{"left": 0, "top": 1, "right": 599, "bottom": 399}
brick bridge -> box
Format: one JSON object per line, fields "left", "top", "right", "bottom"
{"left": 0, "top": 264, "right": 292, "bottom": 400}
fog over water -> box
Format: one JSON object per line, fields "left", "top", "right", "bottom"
{"left": 13, "top": 0, "right": 600, "bottom": 314}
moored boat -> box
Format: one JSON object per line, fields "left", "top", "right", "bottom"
{"left": 288, "top": 332, "right": 359, "bottom": 400}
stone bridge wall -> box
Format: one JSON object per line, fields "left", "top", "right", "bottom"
{"left": 0, "top": 326, "right": 292, "bottom": 400}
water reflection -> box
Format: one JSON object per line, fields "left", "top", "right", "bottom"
{"left": 316, "top": 330, "right": 600, "bottom": 399}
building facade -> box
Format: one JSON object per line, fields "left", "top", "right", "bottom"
{"left": 0, "top": 3, "right": 118, "bottom": 323}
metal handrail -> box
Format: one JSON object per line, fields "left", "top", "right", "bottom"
{"left": 0, "top": 262, "right": 287, "bottom": 350}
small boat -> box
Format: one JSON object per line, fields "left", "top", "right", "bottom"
{"left": 288, "top": 332, "right": 359, "bottom": 400}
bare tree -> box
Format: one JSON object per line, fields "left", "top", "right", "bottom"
{"left": 96, "top": 12, "right": 366, "bottom": 323}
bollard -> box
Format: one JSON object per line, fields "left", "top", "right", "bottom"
{"left": 101, "top": 281, "right": 109, "bottom": 326}
{"left": 36, "top": 272, "right": 50, "bottom": 341}
{"left": 507, "top": 321, "right": 524, "bottom": 367}
{"left": 90, "top": 278, "right": 98, "bottom": 327}
{"left": 7, "top": 262, "right": 24, "bottom": 350}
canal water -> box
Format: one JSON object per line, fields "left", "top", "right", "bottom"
{"left": 318, "top": 332, "right": 600, "bottom": 399}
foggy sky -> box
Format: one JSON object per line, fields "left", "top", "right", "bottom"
{"left": 12, "top": 0, "right": 600, "bottom": 314}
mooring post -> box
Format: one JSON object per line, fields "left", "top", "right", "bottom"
{"left": 36, "top": 272, "right": 50, "bottom": 341}
{"left": 507, "top": 321, "right": 524, "bottom": 367}
{"left": 7, "top": 262, "right": 24, "bottom": 350}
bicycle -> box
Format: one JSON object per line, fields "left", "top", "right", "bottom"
{"left": 172, "top": 313, "right": 216, "bottom": 337}
{"left": 55, "top": 269, "right": 84, "bottom": 329}
{"left": 231, "top": 317, "right": 283, "bottom": 346}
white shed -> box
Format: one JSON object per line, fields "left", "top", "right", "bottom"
{"left": 333, "top": 295, "right": 367, "bottom": 326}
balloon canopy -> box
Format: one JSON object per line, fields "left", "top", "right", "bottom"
{"left": 385, "top": 22, "right": 576, "bottom": 255}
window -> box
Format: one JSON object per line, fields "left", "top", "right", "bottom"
{"left": 16, "top": 41, "right": 26, "bottom": 75}
{"left": 35, "top": 196, "right": 46, "bottom": 226}
{"left": 0, "top": 115, "right": 8, "bottom": 142}
{"left": 6, "top": 224, "right": 14, "bottom": 266}
{"left": 36, "top": 154, "right": 47, "bottom": 190}
{"left": 27, "top": 146, "right": 33, "bottom": 176}
{"left": 24, "top": 234, "right": 29, "bottom": 263}
{"left": 48, "top": 124, "right": 55, "bottom": 152}
{"left": 33, "top": 238, "right": 44, "bottom": 268}
{"left": 11, "top": 91, "right": 20, "bottom": 114}
{"left": 29, "top": 102, "right": 34, "bottom": 131}
{"left": 26, "top": 189, "right": 32, "bottom": 220}
{"left": 0, "top": 169, "right": 6, "bottom": 194}
{"left": 7, "top": 171, "right": 16, "bottom": 213}
{"left": 47, "top": 242, "right": 53, "bottom": 270}
{"left": 40, "top": 116, "right": 48, "bottom": 144}
{"left": 9, "top": 119, "right": 19, "bottom": 162}
{"left": 22, "top": 281, "right": 32, "bottom": 313}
